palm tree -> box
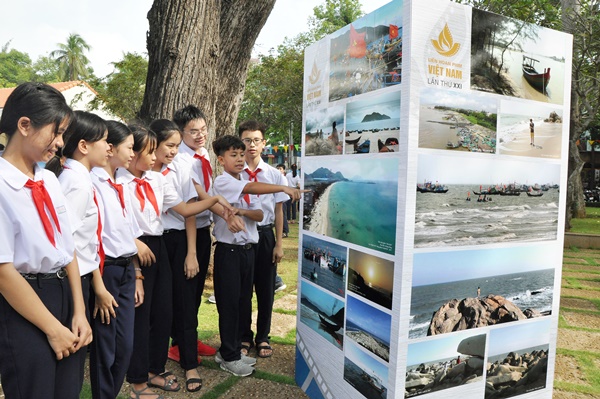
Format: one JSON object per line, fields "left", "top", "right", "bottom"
{"left": 50, "top": 33, "right": 91, "bottom": 81}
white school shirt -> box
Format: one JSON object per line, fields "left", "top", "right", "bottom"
{"left": 91, "top": 167, "right": 140, "bottom": 258}
{"left": 59, "top": 158, "right": 100, "bottom": 275}
{"left": 286, "top": 171, "right": 300, "bottom": 189}
{"left": 116, "top": 169, "right": 182, "bottom": 236}
{"left": 211, "top": 172, "right": 260, "bottom": 245}
{"left": 0, "top": 158, "right": 76, "bottom": 274}
{"left": 161, "top": 162, "right": 197, "bottom": 231}
{"left": 241, "top": 159, "right": 288, "bottom": 226}
{"left": 174, "top": 143, "right": 212, "bottom": 228}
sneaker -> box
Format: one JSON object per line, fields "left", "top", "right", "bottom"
{"left": 274, "top": 276, "right": 287, "bottom": 293}
{"left": 197, "top": 340, "right": 217, "bottom": 356}
{"left": 219, "top": 358, "right": 255, "bottom": 377}
{"left": 208, "top": 295, "right": 216, "bottom": 304}
{"left": 215, "top": 351, "right": 256, "bottom": 366}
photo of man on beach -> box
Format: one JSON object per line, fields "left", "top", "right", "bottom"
{"left": 305, "top": 105, "right": 345, "bottom": 156}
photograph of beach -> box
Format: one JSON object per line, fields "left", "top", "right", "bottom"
{"left": 348, "top": 248, "right": 394, "bottom": 310}
{"left": 302, "top": 156, "right": 399, "bottom": 255}
{"left": 301, "top": 234, "right": 347, "bottom": 298}
{"left": 405, "top": 332, "right": 486, "bottom": 398}
{"left": 299, "top": 281, "right": 345, "bottom": 350}
{"left": 471, "top": 9, "right": 567, "bottom": 105}
{"left": 485, "top": 320, "right": 551, "bottom": 398}
{"left": 409, "top": 245, "right": 557, "bottom": 339}
{"left": 414, "top": 154, "right": 561, "bottom": 248}
{"left": 346, "top": 294, "right": 391, "bottom": 363}
{"left": 344, "top": 340, "right": 389, "bottom": 399}
{"left": 344, "top": 90, "right": 401, "bottom": 154}
{"left": 329, "top": 1, "right": 402, "bottom": 102}
{"left": 304, "top": 105, "right": 345, "bottom": 156}
{"left": 497, "top": 99, "right": 563, "bottom": 159}
{"left": 419, "top": 88, "right": 497, "bottom": 153}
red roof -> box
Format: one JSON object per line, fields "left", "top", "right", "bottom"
{"left": 0, "top": 81, "right": 98, "bottom": 108}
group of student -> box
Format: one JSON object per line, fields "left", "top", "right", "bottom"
{"left": 0, "top": 82, "right": 304, "bottom": 399}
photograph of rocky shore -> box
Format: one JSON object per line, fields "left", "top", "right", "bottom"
{"left": 348, "top": 248, "right": 394, "bottom": 310}
{"left": 301, "top": 234, "right": 347, "bottom": 298}
{"left": 299, "top": 281, "right": 345, "bottom": 350}
{"left": 344, "top": 341, "right": 389, "bottom": 399}
{"left": 346, "top": 295, "right": 391, "bottom": 362}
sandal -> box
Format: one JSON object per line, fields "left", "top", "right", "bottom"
{"left": 256, "top": 343, "right": 273, "bottom": 358}
{"left": 130, "top": 385, "right": 164, "bottom": 399}
{"left": 148, "top": 371, "right": 180, "bottom": 392}
{"left": 240, "top": 342, "right": 254, "bottom": 356}
{"left": 186, "top": 377, "right": 203, "bottom": 392}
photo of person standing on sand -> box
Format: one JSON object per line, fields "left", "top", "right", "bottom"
{"left": 530, "top": 118, "right": 535, "bottom": 146}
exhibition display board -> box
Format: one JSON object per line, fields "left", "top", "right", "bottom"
{"left": 295, "top": 0, "right": 572, "bottom": 398}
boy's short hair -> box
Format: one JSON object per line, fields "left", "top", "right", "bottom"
{"left": 213, "top": 135, "right": 245, "bottom": 156}
{"left": 238, "top": 120, "right": 266, "bottom": 137}
{"left": 276, "top": 163, "right": 286, "bottom": 169}
{"left": 173, "top": 105, "right": 206, "bottom": 131}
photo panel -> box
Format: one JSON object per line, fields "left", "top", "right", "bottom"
{"left": 415, "top": 154, "right": 560, "bottom": 248}
{"left": 305, "top": 105, "right": 345, "bottom": 156}
{"left": 348, "top": 248, "right": 394, "bottom": 310}
{"left": 344, "top": 340, "right": 389, "bottom": 399}
{"left": 301, "top": 234, "right": 347, "bottom": 298}
{"left": 299, "top": 280, "right": 345, "bottom": 350}
{"left": 410, "top": 245, "right": 557, "bottom": 339}
{"left": 346, "top": 295, "right": 392, "bottom": 363}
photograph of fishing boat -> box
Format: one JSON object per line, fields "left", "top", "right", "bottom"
{"left": 470, "top": 8, "right": 566, "bottom": 105}
{"left": 347, "top": 248, "right": 394, "bottom": 310}
{"left": 302, "top": 157, "right": 399, "bottom": 255}
{"left": 344, "top": 341, "right": 389, "bottom": 399}
{"left": 415, "top": 154, "right": 560, "bottom": 248}
{"left": 419, "top": 88, "right": 497, "bottom": 153}
{"left": 344, "top": 90, "right": 401, "bottom": 154}
{"left": 346, "top": 295, "right": 391, "bottom": 362}
{"left": 485, "top": 320, "right": 551, "bottom": 399}
{"left": 329, "top": 1, "right": 403, "bottom": 102}
{"left": 304, "top": 105, "right": 345, "bottom": 156}
{"left": 301, "top": 234, "right": 347, "bottom": 298}
{"left": 300, "top": 281, "right": 345, "bottom": 350}
{"left": 405, "top": 332, "right": 486, "bottom": 398}
{"left": 410, "top": 245, "right": 556, "bottom": 339}
{"left": 497, "top": 99, "right": 563, "bottom": 159}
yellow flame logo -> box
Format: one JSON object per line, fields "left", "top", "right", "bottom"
{"left": 431, "top": 24, "right": 460, "bottom": 57}
{"left": 308, "top": 61, "right": 321, "bottom": 85}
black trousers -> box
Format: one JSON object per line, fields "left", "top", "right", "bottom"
{"left": 126, "top": 235, "right": 173, "bottom": 383}
{"left": 241, "top": 228, "right": 276, "bottom": 346}
{"left": 214, "top": 242, "right": 255, "bottom": 362}
{"left": 76, "top": 273, "right": 92, "bottom": 395}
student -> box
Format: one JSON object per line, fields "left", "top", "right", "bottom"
{"left": 286, "top": 164, "right": 300, "bottom": 223}
{"left": 0, "top": 82, "right": 92, "bottom": 398}
{"left": 89, "top": 121, "right": 141, "bottom": 399}
{"left": 238, "top": 120, "right": 288, "bottom": 358}
{"left": 120, "top": 126, "right": 231, "bottom": 397}
{"left": 276, "top": 163, "right": 289, "bottom": 238}
{"left": 211, "top": 135, "right": 304, "bottom": 376}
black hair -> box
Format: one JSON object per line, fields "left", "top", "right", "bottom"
{"left": 276, "top": 163, "right": 286, "bottom": 169}
{"left": 149, "top": 119, "right": 181, "bottom": 145}
{"left": 212, "top": 135, "right": 245, "bottom": 156}
{"left": 237, "top": 120, "right": 266, "bottom": 137}
{"left": 106, "top": 120, "right": 132, "bottom": 147}
{"left": 173, "top": 105, "right": 206, "bottom": 131}
{"left": 290, "top": 163, "right": 297, "bottom": 177}
{"left": 129, "top": 124, "right": 157, "bottom": 154}
{"left": 0, "top": 82, "right": 73, "bottom": 139}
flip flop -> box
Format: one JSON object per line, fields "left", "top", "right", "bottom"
{"left": 148, "top": 371, "right": 180, "bottom": 392}
{"left": 256, "top": 343, "right": 273, "bottom": 358}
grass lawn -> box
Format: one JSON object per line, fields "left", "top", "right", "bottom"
{"left": 569, "top": 207, "right": 600, "bottom": 235}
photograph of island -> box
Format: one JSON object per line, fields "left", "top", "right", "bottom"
{"left": 497, "top": 99, "right": 563, "bottom": 159}
{"left": 299, "top": 281, "right": 345, "bottom": 350}
{"left": 405, "top": 332, "right": 486, "bottom": 398}
{"left": 303, "top": 157, "right": 399, "bottom": 255}
{"left": 347, "top": 248, "right": 394, "bottom": 310}
{"left": 304, "top": 105, "right": 345, "bottom": 156}
{"left": 409, "top": 245, "right": 557, "bottom": 339}
{"left": 344, "top": 340, "right": 389, "bottom": 399}
{"left": 419, "top": 88, "right": 497, "bottom": 153}
{"left": 415, "top": 154, "right": 560, "bottom": 248}
{"left": 301, "top": 234, "right": 347, "bottom": 298}
{"left": 344, "top": 90, "right": 401, "bottom": 154}
{"left": 329, "top": 0, "right": 403, "bottom": 102}
{"left": 346, "top": 295, "right": 391, "bottom": 363}
{"left": 485, "top": 320, "right": 551, "bottom": 398}
{"left": 471, "top": 8, "right": 567, "bottom": 105}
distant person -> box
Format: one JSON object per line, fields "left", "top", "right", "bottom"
{"left": 286, "top": 164, "right": 300, "bottom": 223}
{"left": 529, "top": 119, "right": 535, "bottom": 146}
{"left": 477, "top": 287, "right": 481, "bottom": 299}
{"left": 276, "top": 164, "right": 289, "bottom": 237}
{"left": 329, "top": 121, "right": 339, "bottom": 147}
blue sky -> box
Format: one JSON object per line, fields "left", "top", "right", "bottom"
{"left": 346, "top": 295, "right": 391, "bottom": 345}
{"left": 407, "top": 331, "right": 486, "bottom": 366}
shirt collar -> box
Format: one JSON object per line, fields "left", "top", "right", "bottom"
{"left": 0, "top": 157, "right": 43, "bottom": 189}
{"left": 64, "top": 158, "right": 92, "bottom": 181}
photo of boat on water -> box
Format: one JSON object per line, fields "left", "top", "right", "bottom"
{"left": 497, "top": 99, "right": 563, "bottom": 159}
{"left": 346, "top": 295, "right": 391, "bottom": 362}
{"left": 486, "top": 320, "right": 551, "bottom": 399}
{"left": 410, "top": 245, "right": 557, "bottom": 339}
{"left": 471, "top": 8, "right": 567, "bottom": 105}
{"left": 303, "top": 156, "right": 399, "bottom": 255}
{"left": 301, "top": 234, "right": 347, "bottom": 298}
{"left": 348, "top": 248, "right": 394, "bottom": 310}
{"left": 344, "top": 340, "right": 389, "bottom": 399}
{"left": 299, "top": 281, "right": 345, "bottom": 350}
{"left": 419, "top": 88, "right": 497, "bottom": 153}
{"left": 415, "top": 154, "right": 561, "bottom": 248}
{"left": 329, "top": 1, "right": 403, "bottom": 102}
{"left": 304, "top": 105, "right": 345, "bottom": 156}
{"left": 345, "top": 90, "right": 401, "bottom": 154}
{"left": 405, "top": 332, "right": 486, "bottom": 398}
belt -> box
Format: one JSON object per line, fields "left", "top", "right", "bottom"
{"left": 163, "top": 229, "right": 183, "bottom": 234}
{"left": 104, "top": 256, "right": 133, "bottom": 267}
{"left": 217, "top": 242, "right": 254, "bottom": 250}
{"left": 21, "top": 267, "right": 67, "bottom": 280}
{"left": 257, "top": 223, "right": 273, "bottom": 232}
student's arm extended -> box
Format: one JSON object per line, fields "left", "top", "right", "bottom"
{"left": 242, "top": 181, "right": 308, "bottom": 201}
{"left": 170, "top": 194, "right": 233, "bottom": 218}
{"left": 236, "top": 207, "right": 263, "bottom": 222}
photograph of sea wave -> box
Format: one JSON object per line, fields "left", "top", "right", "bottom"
{"left": 410, "top": 245, "right": 558, "bottom": 339}
{"left": 344, "top": 340, "right": 389, "bottom": 399}
{"left": 299, "top": 281, "right": 345, "bottom": 350}
{"left": 415, "top": 154, "right": 560, "bottom": 248}
{"left": 346, "top": 295, "right": 391, "bottom": 362}
{"left": 301, "top": 234, "right": 347, "bottom": 298}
